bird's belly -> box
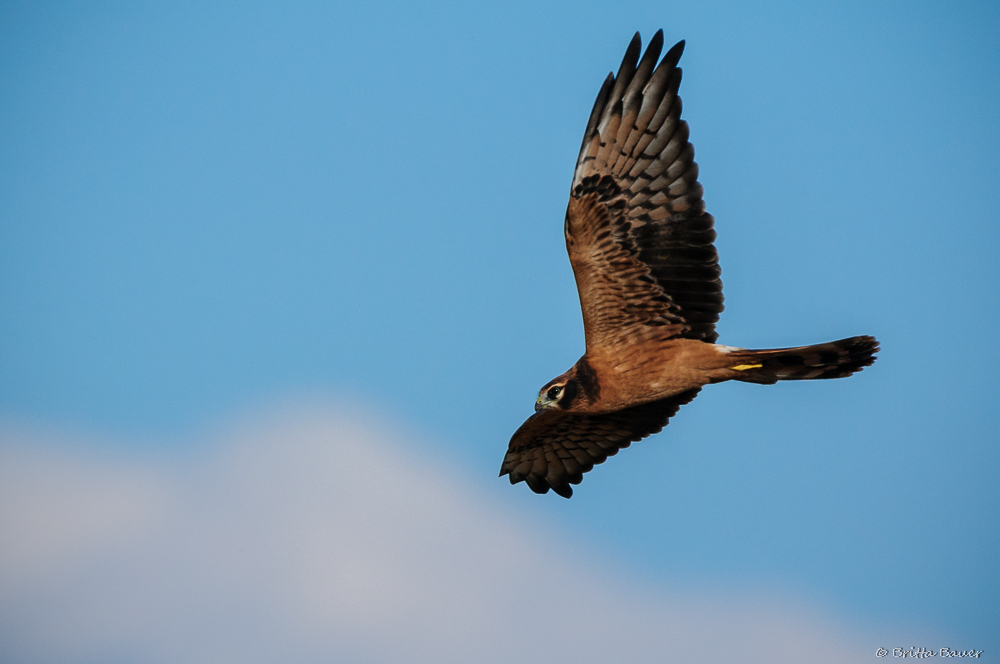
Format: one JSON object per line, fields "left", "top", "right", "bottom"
{"left": 589, "top": 339, "right": 716, "bottom": 410}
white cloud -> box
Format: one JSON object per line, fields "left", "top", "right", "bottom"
{"left": 0, "top": 403, "right": 882, "bottom": 663}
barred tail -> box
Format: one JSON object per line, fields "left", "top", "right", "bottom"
{"left": 729, "top": 335, "right": 879, "bottom": 385}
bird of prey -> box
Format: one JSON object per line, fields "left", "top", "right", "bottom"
{"left": 500, "top": 30, "right": 879, "bottom": 498}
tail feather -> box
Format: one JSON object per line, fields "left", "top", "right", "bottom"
{"left": 730, "top": 335, "right": 879, "bottom": 385}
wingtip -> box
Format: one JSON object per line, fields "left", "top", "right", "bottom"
{"left": 648, "top": 29, "right": 664, "bottom": 54}
{"left": 498, "top": 453, "right": 511, "bottom": 478}
{"left": 552, "top": 484, "right": 574, "bottom": 499}
{"left": 623, "top": 31, "right": 642, "bottom": 61}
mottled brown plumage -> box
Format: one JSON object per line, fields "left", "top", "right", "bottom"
{"left": 500, "top": 31, "right": 879, "bottom": 498}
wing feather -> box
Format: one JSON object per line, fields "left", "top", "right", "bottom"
{"left": 566, "top": 32, "right": 723, "bottom": 347}
{"left": 499, "top": 389, "right": 701, "bottom": 498}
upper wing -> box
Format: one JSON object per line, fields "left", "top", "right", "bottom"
{"left": 499, "top": 389, "right": 700, "bottom": 498}
{"left": 566, "top": 31, "right": 723, "bottom": 350}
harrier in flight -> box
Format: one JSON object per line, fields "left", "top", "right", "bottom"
{"left": 500, "top": 31, "right": 878, "bottom": 498}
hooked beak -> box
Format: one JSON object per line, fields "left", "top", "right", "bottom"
{"left": 534, "top": 396, "right": 545, "bottom": 412}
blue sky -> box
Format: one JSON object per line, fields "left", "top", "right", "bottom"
{"left": 1, "top": 1, "right": 998, "bottom": 660}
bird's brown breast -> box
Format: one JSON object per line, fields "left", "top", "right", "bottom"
{"left": 571, "top": 338, "right": 724, "bottom": 413}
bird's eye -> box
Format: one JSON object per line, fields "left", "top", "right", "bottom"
{"left": 547, "top": 386, "right": 562, "bottom": 399}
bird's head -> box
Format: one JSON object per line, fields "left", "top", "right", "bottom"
{"left": 535, "top": 374, "right": 578, "bottom": 412}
